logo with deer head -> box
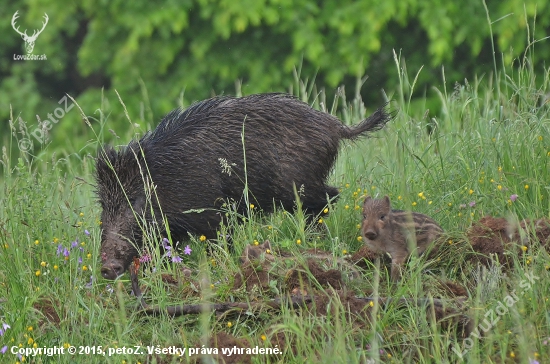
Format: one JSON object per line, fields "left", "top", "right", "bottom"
{"left": 11, "top": 11, "right": 48, "bottom": 54}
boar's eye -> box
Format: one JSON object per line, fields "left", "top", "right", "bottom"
{"left": 379, "top": 215, "right": 386, "bottom": 221}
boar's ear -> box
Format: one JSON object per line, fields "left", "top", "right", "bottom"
{"left": 96, "top": 145, "right": 116, "bottom": 169}
{"left": 241, "top": 244, "right": 255, "bottom": 263}
{"left": 363, "top": 196, "right": 372, "bottom": 205}
{"left": 383, "top": 195, "right": 391, "bottom": 208}
{"left": 261, "top": 240, "right": 272, "bottom": 251}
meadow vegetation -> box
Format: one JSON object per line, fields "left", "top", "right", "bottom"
{"left": 1, "top": 50, "right": 550, "bottom": 363}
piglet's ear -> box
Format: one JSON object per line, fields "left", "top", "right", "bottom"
{"left": 383, "top": 195, "right": 391, "bottom": 208}
{"left": 261, "top": 240, "right": 272, "bottom": 251}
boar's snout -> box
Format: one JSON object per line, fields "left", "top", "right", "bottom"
{"left": 364, "top": 229, "right": 378, "bottom": 240}
{"left": 101, "top": 260, "right": 125, "bottom": 280}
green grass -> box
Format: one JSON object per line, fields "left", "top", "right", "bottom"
{"left": 1, "top": 51, "right": 550, "bottom": 364}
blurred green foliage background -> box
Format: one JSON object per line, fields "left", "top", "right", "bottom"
{"left": 1, "top": 0, "right": 548, "bottom": 153}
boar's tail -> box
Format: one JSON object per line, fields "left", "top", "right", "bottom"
{"left": 340, "top": 105, "right": 392, "bottom": 140}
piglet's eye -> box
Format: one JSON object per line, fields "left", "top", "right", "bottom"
{"left": 379, "top": 215, "right": 386, "bottom": 220}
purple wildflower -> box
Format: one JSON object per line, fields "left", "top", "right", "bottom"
{"left": 85, "top": 276, "right": 94, "bottom": 289}
{"left": 63, "top": 248, "right": 70, "bottom": 257}
{"left": 78, "top": 257, "right": 83, "bottom": 264}
{"left": 529, "top": 360, "right": 539, "bottom": 364}
{"left": 71, "top": 240, "right": 78, "bottom": 249}
{"left": 510, "top": 194, "right": 518, "bottom": 202}
{"left": 84, "top": 229, "right": 90, "bottom": 236}
{"left": 469, "top": 201, "right": 476, "bottom": 207}
{"left": 56, "top": 244, "right": 63, "bottom": 256}
{"left": 184, "top": 245, "right": 192, "bottom": 255}
{"left": 172, "top": 256, "right": 182, "bottom": 263}
{"left": 3, "top": 323, "right": 10, "bottom": 331}
{"left": 0, "top": 329, "right": 3, "bottom": 336}
{"left": 165, "top": 249, "right": 172, "bottom": 258}
{"left": 139, "top": 254, "right": 151, "bottom": 263}
{"left": 0, "top": 346, "right": 7, "bottom": 354}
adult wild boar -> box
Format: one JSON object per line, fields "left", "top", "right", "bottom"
{"left": 96, "top": 93, "right": 390, "bottom": 279}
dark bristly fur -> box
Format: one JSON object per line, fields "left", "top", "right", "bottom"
{"left": 96, "top": 93, "right": 391, "bottom": 279}
{"left": 361, "top": 195, "right": 443, "bottom": 281}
